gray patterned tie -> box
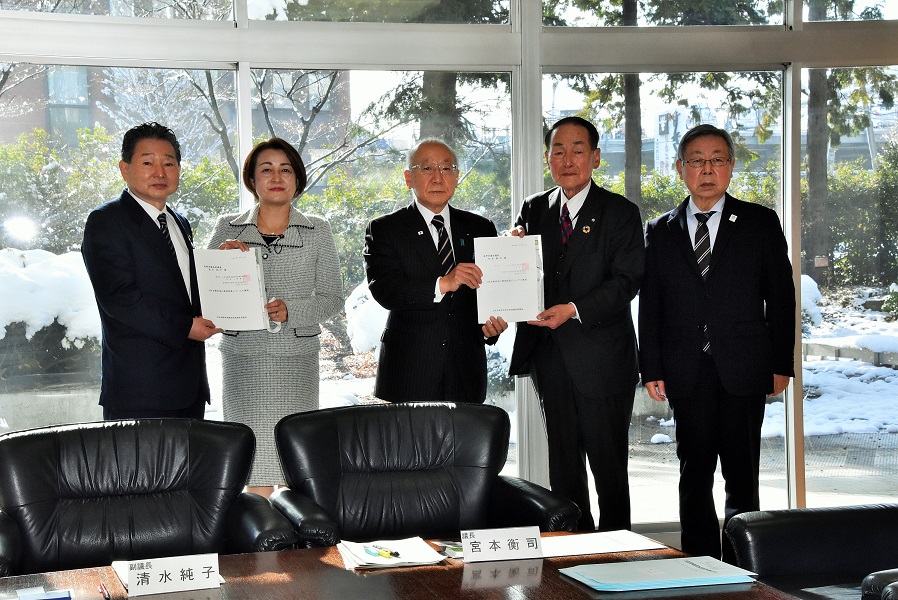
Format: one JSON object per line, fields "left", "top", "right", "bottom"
{"left": 157, "top": 213, "right": 177, "bottom": 259}
{"left": 432, "top": 215, "right": 455, "bottom": 276}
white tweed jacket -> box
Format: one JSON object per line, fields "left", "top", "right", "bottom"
{"left": 206, "top": 204, "right": 344, "bottom": 356}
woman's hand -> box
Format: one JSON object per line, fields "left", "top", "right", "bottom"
{"left": 266, "top": 298, "right": 288, "bottom": 322}
{"left": 219, "top": 239, "right": 250, "bottom": 251}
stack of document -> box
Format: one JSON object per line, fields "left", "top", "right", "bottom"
{"left": 560, "top": 556, "right": 756, "bottom": 592}
{"left": 337, "top": 537, "right": 446, "bottom": 570}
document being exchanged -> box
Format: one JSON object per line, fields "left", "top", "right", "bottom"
{"left": 474, "top": 235, "right": 544, "bottom": 323}
{"left": 194, "top": 248, "right": 268, "bottom": 331}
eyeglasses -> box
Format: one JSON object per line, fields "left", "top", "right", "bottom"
{"left": 410, "top": 164, "right": 459, "bottom": 176}
{"left": 682, "top": 157, "right": 732, "bottom": 169}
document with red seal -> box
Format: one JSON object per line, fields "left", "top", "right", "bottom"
{"left": 474, "top": 235, "right": 544, "bottom": 323}
{"left": 194, "top": 248, "right": 268, "bottom": 331}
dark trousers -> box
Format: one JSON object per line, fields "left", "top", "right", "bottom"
{"left": 103, "top": 398, "right": 206, "bottom": 420}
{"left": 530, "top": 335, "right": 634, "bottom": 532}
{"left": 670, "top": 352, "right": 765, "bottom": 560}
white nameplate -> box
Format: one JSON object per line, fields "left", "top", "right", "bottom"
{"left": 460, "top": 526, "right": 543, "bottom": 563}
{"left": 112, "top": 553, "right": 221, "bottom": 597}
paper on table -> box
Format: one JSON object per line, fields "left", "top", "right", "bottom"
{"left": 337, "top": 537, "right": 446, "bottom": 570}
{"left": 560, "top": 556, "right": 756, "bottom": 592}
{"left": 541, "top": 530, "right": 665, "bottom": 558}
{"left": 194, "top": 248, "right": 268, "bottom": 331}
{"left": 474, "top": 235, "right": 544, "bottom": 323}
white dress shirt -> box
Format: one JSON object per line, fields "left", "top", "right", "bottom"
{"left": 131, "top": 190, "right": 192, "bottom": 300}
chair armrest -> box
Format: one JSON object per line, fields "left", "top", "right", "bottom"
{"left": 488, "top": 476, "right": 580, "bottom": 532}
{"left": 864, "top": 569, "right": 898, "bottom": 600}
{"left": 270, "top": 488, "right": 341, "bottom": 547}
{"left": 724, "top": 504, "right": 898, "bottom": 579}
{"left": 883, "top": 581, "right": 898, "bottom": 600}
{"left": 224, "top": 492, "right": 299, "bottom": 553}
{"left": 0, "top": 510, "right": 22, "bottom": 577}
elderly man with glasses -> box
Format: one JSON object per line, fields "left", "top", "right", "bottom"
{"left": 638, "top": 123, "right": 796, "bottom": 561}
{"left": 364, "top": 138, "right": 508, "bottom": 404}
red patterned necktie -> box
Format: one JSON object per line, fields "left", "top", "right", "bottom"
{"left": 560, "top": 203, "right": 573, "bottom": 246}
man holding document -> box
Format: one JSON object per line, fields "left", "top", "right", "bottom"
{"left": 82, "top": 122, "right": 220, "bottom": 420}
{"left": 509, "top": 117, "right": 644, "bottom": 532}
{"left": 364, "top": 139, "right": 508, "bottom": 404}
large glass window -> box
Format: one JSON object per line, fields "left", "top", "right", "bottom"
{"left": 543, "top": 0, "right": 784, "bottom": 26}
{"left": 0, "top": 0, "right": 896, "bottom": 526}
{"left": 799, "top": 64, "right": 898, "bottom": 507}
{"left": 248, "top": 0, "right": 509, "bottom": 23}
{"left": 1, "top": 0, "right": 232, "bottom": 19}
{"left": 544, "top": 70, "right": 785, "bottom": 523}
{"left": 805, "top": 1, "right": 898, "bottom": 21}
{"left": 0, "top": 64, "right": 238, "bottom": 431}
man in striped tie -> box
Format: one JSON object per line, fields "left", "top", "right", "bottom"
{"left": 364, "top": 139, "right": 508, "bottom": 404}
{"left": 82, "top": 122, "right": 221, "bottom": 420}
{"left": 638, "top": 124, "right": 796, "bottom": 561}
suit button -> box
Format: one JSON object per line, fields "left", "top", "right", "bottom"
{"left": 441, "top": 340, "right": 448, "bottom": 346}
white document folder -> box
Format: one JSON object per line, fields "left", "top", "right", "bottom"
{"left": 194, "top": 248, "right": 268, "bottom": 331}
{"left": 474, "top": 235, "right": 544, "bottom": 323}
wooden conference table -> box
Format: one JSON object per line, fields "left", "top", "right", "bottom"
{"left": 0, "top": 539, "right": 796, "bottom": 600}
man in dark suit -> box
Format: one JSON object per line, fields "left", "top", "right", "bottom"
{"left": 509, "top": 117, "right": 644, "bottom": 532}
{"left": 364, "top": 139, "right": 508, "bottom": 404}
{"left": 82, "top": 122, "right": 221, "bottom": 420}
{"left": 638, "top": 124, "right": 795, "bottom": 560}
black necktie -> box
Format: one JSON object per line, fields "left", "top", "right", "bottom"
{"left": 158, "top": 213, "right": 177, "bottom": 259}
{"left": 432, "top": 215, "right": 455, "bottom": 276}
{"left": 560, "top": 203, "right": 573, "bottom": 246}
{"left": 694, "top": 211, "right": 715, "bottom": 280}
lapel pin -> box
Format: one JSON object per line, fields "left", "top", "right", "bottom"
{"left": 729, "top": 214, "right": 737, "bottom": 222}
{"left": 582, "top": 225, "right": 591, "bottom": 234}
{"left": 417, "top": 230, "right": 424, "bottom": 235}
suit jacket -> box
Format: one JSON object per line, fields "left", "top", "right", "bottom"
{"left": 638, "top": 194, "right": 796, "bottom": 398}
{"left": 364, "top": 202, "right": 498, "bottom": 403}
{"left": 81, "top": 190, "right": 209, "bottom": 412}
{"left": 509, "top": 181, "right": 644, "bottom": 399}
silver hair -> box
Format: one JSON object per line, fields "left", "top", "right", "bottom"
{"left": 677, "top": 124, "right": 735, "bottom": 161}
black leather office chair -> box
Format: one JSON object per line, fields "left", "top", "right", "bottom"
{"left": 725, "top": 504, "right": 898, "bottom": 599}
{"left": 271, "top": 402, "right": 581, "bottom": 547}
{"left": 0, "top": 419, "right": 298, "bottom": 576}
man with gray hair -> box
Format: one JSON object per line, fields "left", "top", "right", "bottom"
{"left": 638, "top": 123, "right": 795, "bottom": 560}
{"left": 364, "top": 139, "right": 507, "bottom": 403}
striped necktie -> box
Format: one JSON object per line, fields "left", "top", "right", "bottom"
{"left": 694, "top": 211, "right": 715, "bottom": 280}
{"left": 694, "top": 211, "right": 715, "bottom": 354}
{"left": 157, "top": 213, "right": 177, "bottom": 259}
{"left": 432, "top": 215, "right": 455, "bottom": 276}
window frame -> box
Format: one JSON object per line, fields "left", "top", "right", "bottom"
{"left": 1, "top": 0, "right": 898, "bottom": 522}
